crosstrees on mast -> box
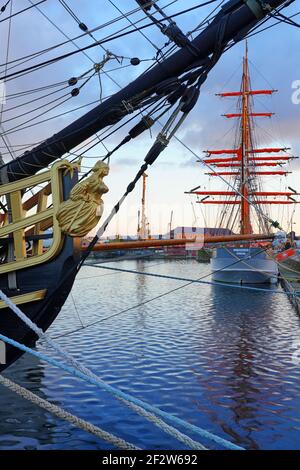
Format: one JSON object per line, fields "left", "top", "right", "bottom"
{"left": 189, "top": 44, "right": 298, "bottom": 234}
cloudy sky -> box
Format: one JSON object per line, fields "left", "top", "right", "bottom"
{"left": 0, "top": 0, "right": 299, "bottom": 236}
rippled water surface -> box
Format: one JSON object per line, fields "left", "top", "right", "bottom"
{"left": 1, "top": 259, "right": 300, "bottom": 450}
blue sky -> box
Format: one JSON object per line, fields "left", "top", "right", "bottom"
{"left": 0, "top": 0, "right": 299, "bottom": 236}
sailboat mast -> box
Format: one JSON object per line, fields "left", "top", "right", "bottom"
{"left": 138, "top": 173, "right": 149, "bottom": 240}
{"left": 240, "top": 44, "right": 252, "bottom": 235}
{"left": 189, "top": 45, "right": 297, "bottom": 234}
{"left": 141, "top": 173, "right": 148, "bottom": 240}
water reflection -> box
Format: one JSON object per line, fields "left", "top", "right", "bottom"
{"left": 199, "top": 283, "right": 300, "bottom": 449}
{"left": 1, "top": 261, "right": 300, "bottom": 450}
{"left": 0, "top": 355, "right": 55, "bottom": 450}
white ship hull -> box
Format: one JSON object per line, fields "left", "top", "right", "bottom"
{"left": 211, "top": 247, "right": 278, "bottom": 284}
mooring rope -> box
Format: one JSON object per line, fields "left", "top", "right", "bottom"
{"left": 0, "top": 253, "right": 287, "bottom": 449}
{"left": 86, "top": 265, "right": 300, "bottom": 297}
{"left": 0, "top": 374, "right": 139, "bottom": 450}
{"left": 0, "top": 330, "right": 210, "bottom": 450}
{"left": 0, "top": 288, "right": 243, "bottom": 450}
{"left": 0, "top": 297, "right": 244, "bottom": 451}
{"left": 0, "top": 292, "right": 208, "bottom": 450}
{"left": 54, "top": 251, "right": 295, "bottom": 339}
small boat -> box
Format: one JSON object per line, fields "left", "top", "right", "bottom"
{"left": 276, "top": 246, "right": 300, "bottom": 281}
{"left": 197, "top": 247, "right": 213, "bottom": 263}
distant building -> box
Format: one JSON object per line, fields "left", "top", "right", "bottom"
{"left": 168, "top": 226, "right": 233, "bottom": 239}
{"left": 82, "top": 227, "right": 234, "bottom": 245}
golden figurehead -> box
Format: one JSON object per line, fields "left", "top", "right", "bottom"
{"left": 56, "top": 161, "right": 109, "bottom": 237}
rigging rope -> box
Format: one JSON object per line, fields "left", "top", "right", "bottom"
{"left": 266, "top": 1, "right": 299, "bottom": 28}
{"left": 135, "top": 0, "right": 209, "bottom": 56}
{"left": 2, "top": 84, "right": 69, "bottom": 113}
{"left": 28, "top": 0, "right": 121, "bottom": 94}
{"left": 79, "top": 96, "right": 200, "bottom": 265}
{"left": 0, "top": 0, "right": 15, "bottom": 163}
{"left": 108, "top": 0, "right": 164, "bottom": 53}
{"left": 0, "top": 0, "right": 46, "bottom": 22}
{"left": 79, "top": 7, "right": 232, "bottom": 262}
{"left": 0, "top": 2, "right": 222, "bottom": 82}
{"left": 0, "top": 0, "right": 11, "bottom": 15}
{"left": 167, "top": 126, "right": 283, "bottom": 231}
{"left": 243, "top": 1, "right": 298, "bottom": 38}
{"left": 0, "top": 1, "right": 164, "bottom": 68}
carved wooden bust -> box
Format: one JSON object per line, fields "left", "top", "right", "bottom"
{"left": 56, "top": 161, "right": 109, "bottom": 237}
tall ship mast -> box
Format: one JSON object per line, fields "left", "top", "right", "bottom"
{"left": 187, "top": 44, "right": 298, "bottom": 284}
{"left": 137, "top": 173, "right": 151, "bottom": 240}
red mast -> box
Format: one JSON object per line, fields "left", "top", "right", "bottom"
{"left": 187, "top": 44, "right": 297, "bottom": 235}
{"left": 240, "top": 43, "right": 251, "bottom": 234}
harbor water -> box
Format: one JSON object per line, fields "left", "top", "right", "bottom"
{"left": 1, "top": 259, "right": 300, "bottom": 450}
